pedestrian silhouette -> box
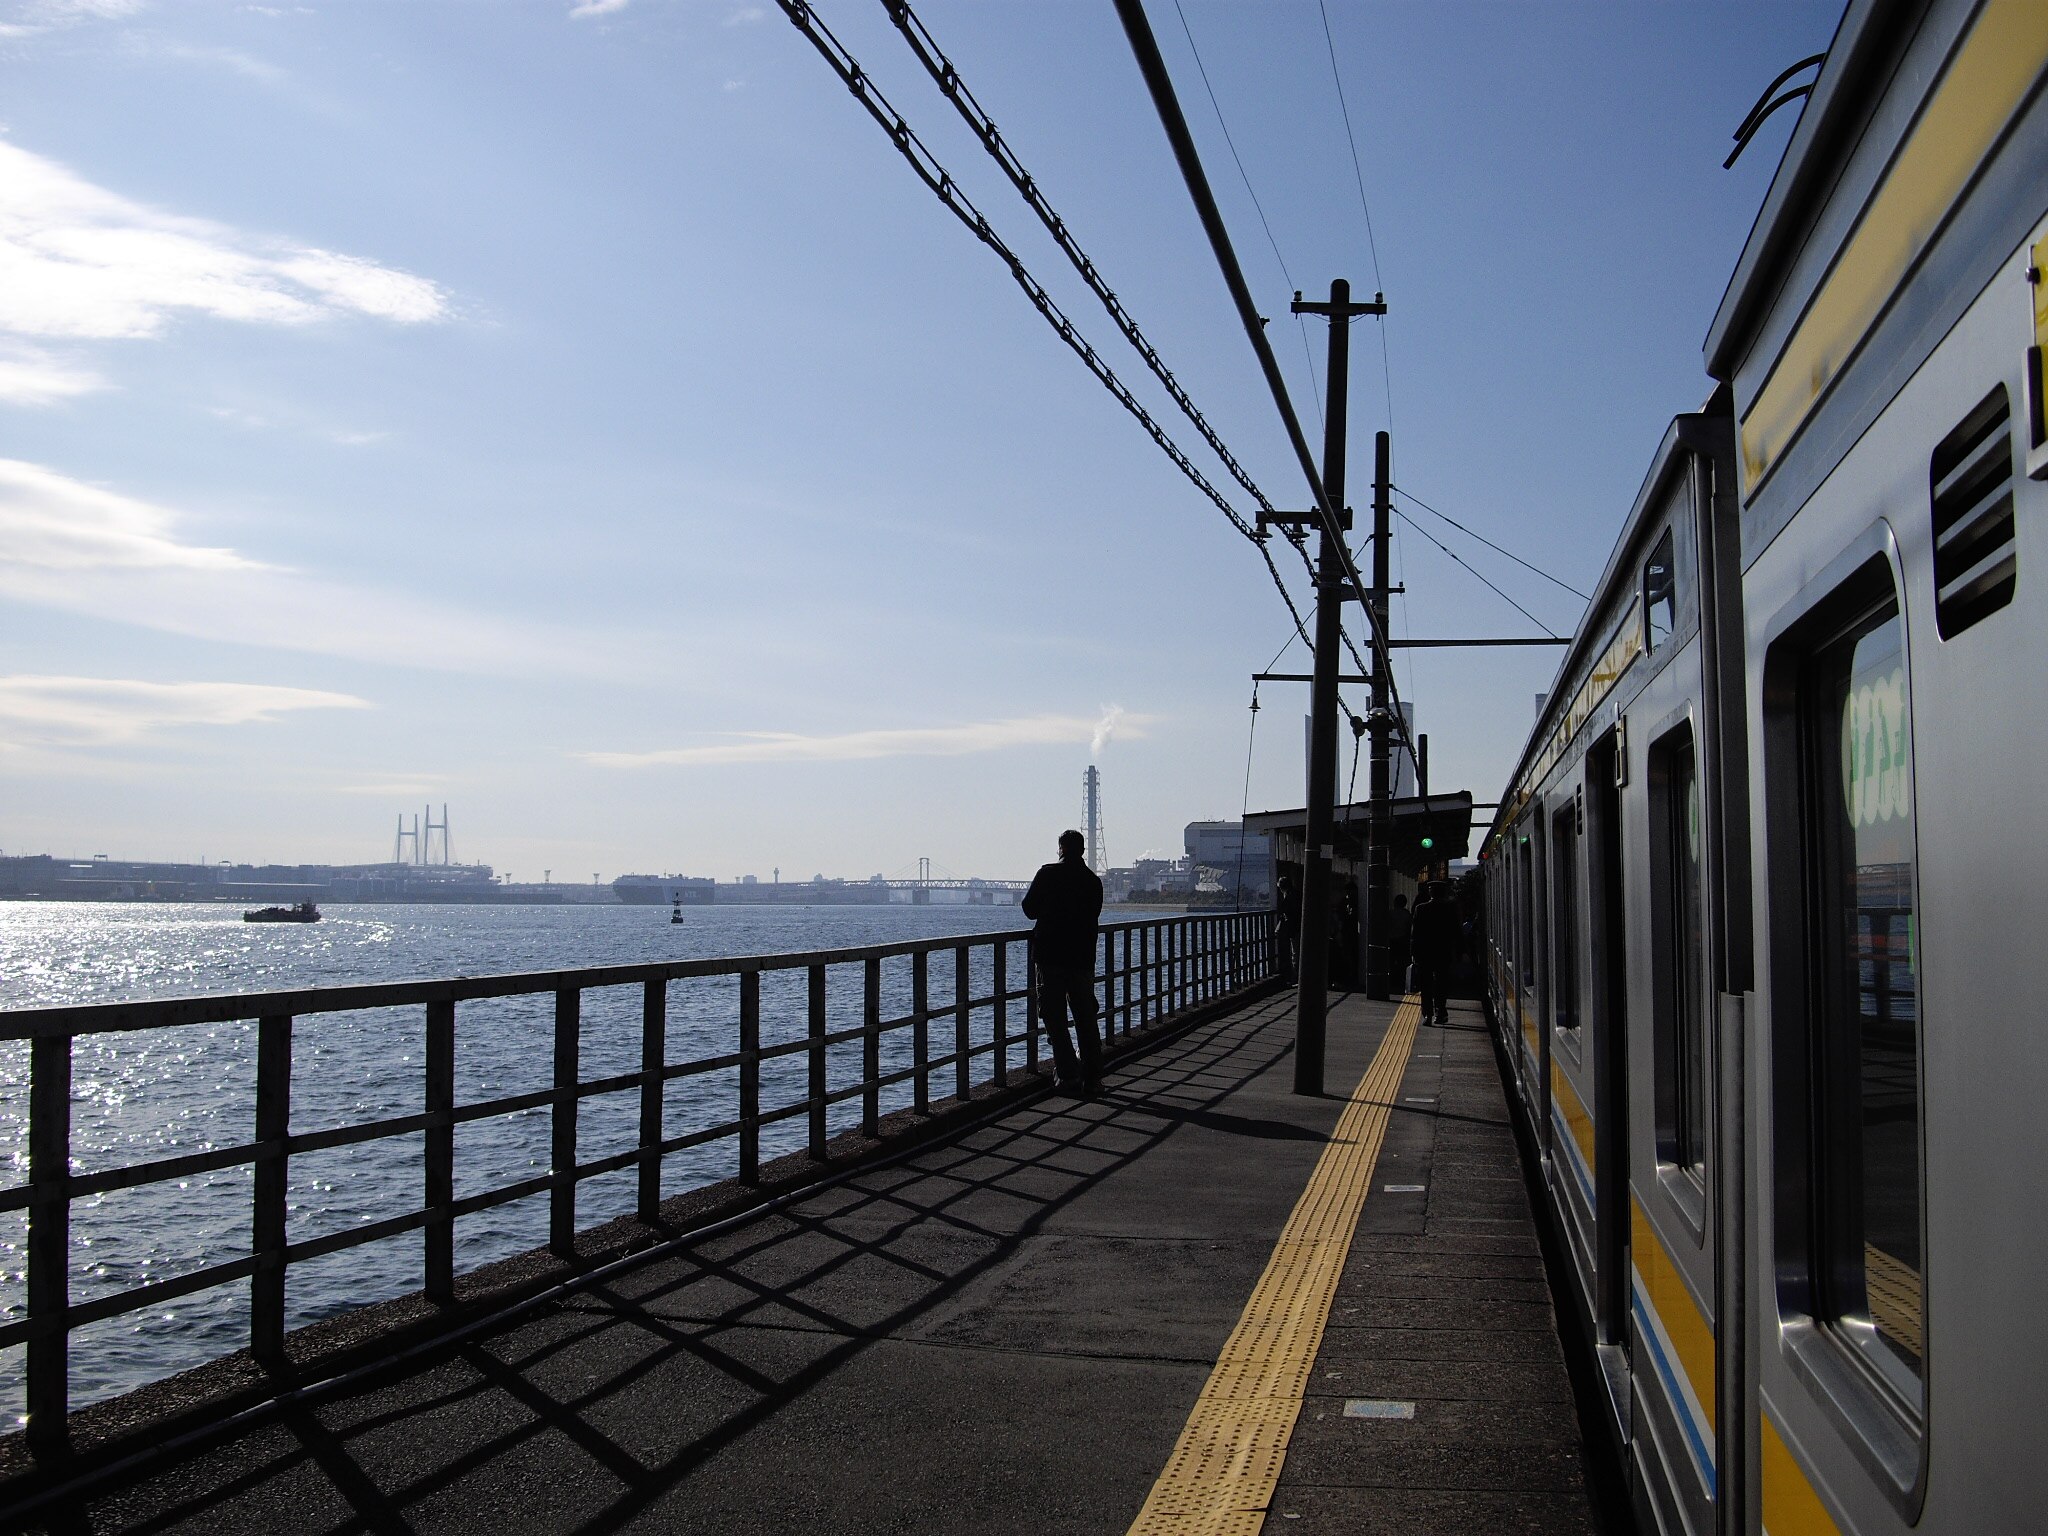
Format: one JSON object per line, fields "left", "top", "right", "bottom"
{"left": 1021, "top": 829, "right": 1105, "bottom": 1096}
{"left": 1273, "top": 870, "right": 1300, "bottom": 984}
{"left": 1411, "top": 881, "right": 1459, "bottom": 1025}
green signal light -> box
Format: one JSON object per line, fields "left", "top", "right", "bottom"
{"left": 1420, "top": 835, "right": 1435, "bottom": 850}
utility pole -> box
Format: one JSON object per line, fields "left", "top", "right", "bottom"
{"left": 1366, "top": 431, "right": 1395, "bottom": 1000}
{"left": 1289, "top": 279, "right": 1385, "bottom": 1095}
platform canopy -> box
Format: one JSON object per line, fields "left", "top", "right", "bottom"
{"left": 1244, "top": 791, "right": 1474, "bottom": 880}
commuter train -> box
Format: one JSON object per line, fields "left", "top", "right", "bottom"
{"left": 1480, "top": 2, "right": 2047, "bottom": 1531}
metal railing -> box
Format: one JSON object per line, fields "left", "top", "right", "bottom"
{"left": 1, "top": 910, "right": 1272, "bottom": 1456}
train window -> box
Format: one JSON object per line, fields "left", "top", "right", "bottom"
{"left": 1517, "top": 830, "right": 1537, "bottom": 988}
{"left": 1804, "top": 595, "right": 1925, "bottom": 1402}
{"left": 1644, "top": 527, "right": 1678, "bottom": 650}
{"left": 1929, "top": 384, "right": 2016, "bottom": 638}
{"left": 1651, "top": 725, "right": 1707, "bottom": 1172}
{"left": 1550, "top": 805, "right": 1579, "bottom": 1030}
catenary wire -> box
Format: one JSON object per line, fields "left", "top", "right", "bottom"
{"left": 1393, "top": 506, "right": 1560, "bottom": 637}
{"left": 1163, "top": 0, "right": 1329, "bottom": 430}
{"left": 879, "top": 0, "right": 1376, "bottom": 734}
{"left": 1114, "top": 0, "right": 1427, "bottom": 786}
{"left": 769, "top": 0, "right": 1332, "bottom": 660}
{"left": 1392, "top": 484, "right": 1591, "bottom": 600}
{"left": 1314, "top": 0, "right": 1396, "bottom": 451}
{"left": 878, "top": 0, "right": 1295, "bottom": 523}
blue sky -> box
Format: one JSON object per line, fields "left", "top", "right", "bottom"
{"left": 0, "top": 0, "right": 1839, "bottom": 883}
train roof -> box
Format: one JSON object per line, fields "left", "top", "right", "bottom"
{"left": 1705, "top": 0, "right": 1891, "bottom": 380}
{"left": 1484, "top": 400, "right": 1731, "bottom": 850}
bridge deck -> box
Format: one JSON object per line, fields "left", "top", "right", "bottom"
{"left": 21, "top": 992, "right": 1603, "bottom": 1535}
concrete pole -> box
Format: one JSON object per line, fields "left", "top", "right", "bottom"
{"left": 1292, "top": 278, "right": 1357, "bottom": 1096}
{"left": 1365, "top": 431, "right": 1394, "bottom": 1000}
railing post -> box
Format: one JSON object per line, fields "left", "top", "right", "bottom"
{"left": 912, "top": 950, "right": 930, "bottom": 1116}
{"left": 739, "top": 971, "right": 760, "bottom": 1183}
{"left": 808, "top": 964, "right": 828, "bottom": 1158}
{"left": 992, "top": 940, "right": 1009, "bottom": 1086}
{"left": 425, "top": 999, "right": 455, "bottom": 1301}
{"left": 252, "top": 1012, "right": 292, "bottom": 1368}
{"left": 26, "top": 1032, "right": 72, "bottom": 1461}
{"left": 551, "top": 988, "right": 579, "bottom": 1258}
{"left": 1024, "top": 936, "right": 1041, "bottom": 1072}
{"left": 1105, "top": 929, "right": 1117, "bottom": 1038}
{"left": 954, "top": 943, "right": 972, "bottom": 1103}
{"left": 1142, "top": 924, "right": 1154, "bottom": 1026}
{"left": 862, "top": 957, "right": 881, "bottom": 1137}
{"left": 1122, "top": 929, "right": 1135, "bottom": 1033}
{"left": 638, "top": 979, "right": 665, "bottom": 1220}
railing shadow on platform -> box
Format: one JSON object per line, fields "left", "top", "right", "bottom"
{"left": 27, "top": 991, "right": 1302, "bottom": 1534}
{"left": 1, "top": 911, "right": 1273, "bottom": 1470}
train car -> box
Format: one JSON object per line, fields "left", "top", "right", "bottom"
{"left": 1482, "top": 1, "right": 2048, "bottom": 1531}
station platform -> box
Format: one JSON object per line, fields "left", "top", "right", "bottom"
{"left": 22, "top": 990, "right": 1604, "bottom": 1535}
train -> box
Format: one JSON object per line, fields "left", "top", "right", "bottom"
{"left": 1478, "top": 2, "right": 2046, "bottom": 1532}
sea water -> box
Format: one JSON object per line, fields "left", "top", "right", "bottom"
{"left": 0, "top": 901, "right": 1033, "bottom": 1424}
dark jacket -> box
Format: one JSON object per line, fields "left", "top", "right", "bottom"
{"left": 1410, "top": 896, "right": 1461, "bottom": 964}
{"left": 1022, "top": 857, "right": 1103, "bottom": 969}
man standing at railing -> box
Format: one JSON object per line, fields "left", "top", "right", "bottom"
{"left": 1022, "top": 829, "right": 1105, "bottom": 1097}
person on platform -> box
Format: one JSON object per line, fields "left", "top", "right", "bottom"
{"left": 1410, "top": 882, "right": 1460, "bottom": 1026}
{"left": 1273, "top": 870, "right": 1301, "bottom": 985}
{"left": 1022, "top": 829, "right": 1105, "bottom": 1096}
{"left": 1388, "top": 892, "right": 1414, "bottom": 993}
{"left": 1334, "top": 884, "right": 1361, "bottom": 990}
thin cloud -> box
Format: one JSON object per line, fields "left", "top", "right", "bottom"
{"left": 335, "top": 774, "right": 445, "bottom": 798}
{"left": 155, "top": 40, "right": 287, "bottom": 86}
{"left": 723, "top": 6, "right": 765, "bottom": 24}
{"left": 0, "top": 674, "right": 368, "bottom": 749}
{"left": 583, "top": 714, "right": 1153, "bottom": 768}
{"left": 568, "top": 0, "right": 629, "bottom": 17}
{"left": 0, "top": 457, "right": 599, "bottom": 674}
{"left": 0, "top": 139, "right": 447, "bottom": 343}
{"left": 0, "top": 458, "right": 255, "bottom": 570}
{"left": 0, "top": 342, "right": 105, "bottom": 404}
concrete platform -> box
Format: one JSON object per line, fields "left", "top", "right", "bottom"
{"left": 12, "top": 992, "right": 1604, "bottom": 1535}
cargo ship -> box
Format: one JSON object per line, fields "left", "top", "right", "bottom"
{"left": 612, "top": 874, "right": 715, "bottom": 906}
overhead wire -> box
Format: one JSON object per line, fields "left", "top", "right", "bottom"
{"left": 878, "top": 0, "right": 1290, "bottom": 528}
{"left": 1393, "top": 506, "right": 1560, "bottom": 637}
{"left": 768, "top": 0, "right": 1329, "bottom": 662}
{"left": 1165, "top": 0, "right": 1326, "bottom": 428}
{"left": 875, "top": 0, "right": 1392, "bottom": 720}
{"left": 1392, "top": 484, "right": 1591, "bottom": 601}
{"left": 1113, "top": 0, "right": 1428, "bottom": 790}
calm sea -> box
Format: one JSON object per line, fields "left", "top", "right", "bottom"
{"left": 0, "top": 900, "right": 1035, "bottom": 1425}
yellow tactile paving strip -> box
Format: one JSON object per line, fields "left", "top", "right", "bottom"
{"left": 1126, "top": 999, "right": 1422, "bottom": 1536}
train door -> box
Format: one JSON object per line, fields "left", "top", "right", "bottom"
{"left": 1587, "top": 731, "right": 1633, "bottom": 1388}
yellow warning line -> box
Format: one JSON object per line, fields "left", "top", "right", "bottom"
{"left": 1125, "top": 999, "right": 1422, "bottom": 1536}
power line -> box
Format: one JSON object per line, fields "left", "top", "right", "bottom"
{"left": 1113, "top": 0, "right": 1426, "bottom": 786}
{"left": 1392, "top": 506, "right": 1560, "bottom": 637}
{"left": 770, "top": 0, "right": 1331, "bottom": 653}
{"left": 1314, "top": 0, "right": 1381, "bottom": 293}
{"left": 1391, "top": 484, "right": 1591, "bottom": 600}
{"left": 1170, "top": 0, "right": 1295, "bottom": 293}
{"left": 1314, "top": 0, "right": 1395, "bottom": 444}
{"left": 1161, "top": 0, "right": 1326, "bottom": 429}
{"left": 879, "top": 0, "right": 1291, "bottom": 526}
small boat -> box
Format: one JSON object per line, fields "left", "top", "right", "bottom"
{"left": 244, "top": 901, "right": 321, "bottom": 924}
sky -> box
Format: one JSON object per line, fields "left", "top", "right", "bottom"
{"left": 0, "top": 0, "right": 1844, "bottom": 884}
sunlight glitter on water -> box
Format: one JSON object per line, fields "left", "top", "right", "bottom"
{"left": 0, "top": 901, "right": 1031, "bottom": 1419}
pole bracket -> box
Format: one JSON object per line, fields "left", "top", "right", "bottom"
{"left": 1259, "top": 507, "right": 1353, "bottom": 534}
